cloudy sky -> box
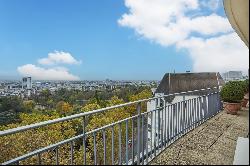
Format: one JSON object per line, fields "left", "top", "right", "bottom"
{"left": 0, "top": 0, "right": 248, "bottom": 80}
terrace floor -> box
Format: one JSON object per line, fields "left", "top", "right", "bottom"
{"left": 149, "top": 107, "right": 249, "bottom": 165}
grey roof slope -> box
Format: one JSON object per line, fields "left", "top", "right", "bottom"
{"left": 155, "top": 72, "right": 224, "bottom": 95}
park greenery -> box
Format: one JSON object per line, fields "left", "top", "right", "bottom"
{"left": 0, "top": 85, "right": 152, "bottom": 164}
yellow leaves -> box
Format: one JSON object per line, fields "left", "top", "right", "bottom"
{"left": 129, "top": 89, "right": 152, "bottom": 101}
{"left": 56, "top": 101, "right": 73, "bottom": 115}
{"left": 23, "top": 100, "right": 35, "bottom": 111}
{"left": 108, "top": 96, "right": 124, "bottom": 106}
{"left": 0, "top": 112, "right": 76, "bottom": 164}
{"left": 81, "top": 102, "right": 101, "bottom": 113}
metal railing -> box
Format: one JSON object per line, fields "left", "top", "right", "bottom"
{"left": 0, "top": 87, "right": 222, "bottom": 165}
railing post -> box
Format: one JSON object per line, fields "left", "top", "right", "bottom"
{"left": 125, "top": 120, "right": 129, "bottom": 165}
{"left": 82, "top": 116, "right": 86, "bottom": 165}
{"left": 160, "top": 98, "right": 164, "bottom": 150}
{"left": 137, "top": 102, "right": 141, "bottom": 165}
{"left": 132, "top": 119, "right": 135, "bottom": 165}
{"left": 163, "top": 97, "right": 167, "bottom": 147}
{"left": 103, "top": 129, "right": 106, "bottom": 165}
{"left": 208, "top": 88, "right": 212, "bottom": 119}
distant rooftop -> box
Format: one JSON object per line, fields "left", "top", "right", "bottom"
{"left": 155, "top": 72, "right": 224, "bottom": 95}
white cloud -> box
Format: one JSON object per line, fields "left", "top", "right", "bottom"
{"left": 38, "top": 51, "right": 81, "bottom": 65}
{"left": 17, "top": 64, "right": 80, "bottom": 80}
{"left": 118, "top": 0, "right": 232, "bottom": 46}
{"left": 119, "top": 0, "right": 249, "bottom": 73}
{"left": 177, "top": 33, "right": 249, "bottom": 73}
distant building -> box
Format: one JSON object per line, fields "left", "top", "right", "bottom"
{"left": 222, "top": 71, "right": 243, "bottom": 81}
{"left": 22, "top": 77, "right": 32, "bottom": 89}
{"left": 147, "top": 72, "right": 224, "bottom": 147}
{"left": 22, "top": 77, "right": 32, "bottom": 97}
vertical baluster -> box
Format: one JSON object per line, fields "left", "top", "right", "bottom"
{"left": 187, "top": 100, "right": 189, "bottom": 132}
{"left": 182, "top": 101, "right": 185, "bottom": 134}
{"left": 137, "top": 102, "right": 141, "bottom": 164}
{"left": 180, "top": 102, "right": 183, "bottom": 135}
{"left": 146, "top": 112, "right": 149, "bottom": 164}
{"left": 200, "top": 97, "right": 204, "bottom": 123}
{"left": 211, "top": 93, "right": 214, "bottom": 116}
{"left": 173, "top": 104, "right": 176, "bottom": 141}
{"left": 217, "top": 92, "right": 220, "bottom": 113}
{"left": 154, "top": 108, "right": 157, "bottom": 157}
{"left": 119, "top": 123, "right": 122, "bottom": 165}
{"left": 132, "top": 118, "right": 134, "bottom": 165}
{"left": 93, "top": 132, "right": 97, "bottom": 165}
{"left": 37, "top": 153, "right": 41, "bottom": 165}
{"left": 215, "top": 92, "right": 218, "bottom": 113}
{"left": 70, "top": 142, "right": 74, "bottom": 165}
{"left": 187, "top": 100, "right": 190, "bottom": 131}
{"left": 82, "top": 116, "right": 86, "bottom": 165}
{"left": 170, "top": 104, "right": 173, "bottom": 142}
{"left": 191, "top": 99, "right": 194, "bottom": 129}
{"left": 214, "top": 92, "right": 216, "bottom": 114}
{"left": 167, "top": 105, "right": 170, "bottom": 144}
{"left": 161, "top": 104, "right": 164, "bottom": 150}
{"left": 179, "top": 102, "right": 182, "bottom": 135}
{"left": 208, "top": 94, "right": 211, "bottom": 119}
{"left": 177, "top": 103, "right": 180, "bottom": 137}
{"left": 125, "top": 120, "right": 129, "bottom": 165}
{"left": 157, "top": 104, "right": 160, "bottom": 152}
{"left": 141, "top": 114, "right": 144, "bottom": 165}
{"left": 181, "top": 101, "right": 184, "bottom": 134}
{"left": 194, "top": 98, "right": 197, "bottom": 127}
{"left": 175, "top": 103, "right": 177, "bottom": 139}
{"left": 190, "top": 99, "right": 193, "bottom": 130}
{"left": 55, "top": 147, "right": 59, "bottom": 165}
{"left": 214, "top": 93, "right": 216, "bottom": 115}
{"left": 188, "top": 99, "right": 190, "bottom": 129}
{"left": 179, "top": 102, "right": 181, "bottom": 136}
{"left": 164, "top": 99, "right": 167, "bottom": 147}
{"left": 176, "top": 103, "right": 179, "bottom": 137}
{"left": 199, "top": 97, "right": 201, "bottom": 125}
{"left": 111, "top": 126, "right": 114, "bottom": 165}
{"left": 163, "top": 98, "right": 167, "bottom": 148}
{"left": 205, "top": 95, "right": 208, "bottom": 120}
{"left": 103, "top": 129, "right": 106, "bottom": 165}
{"left": 183, "top": 101, "right": 186, "bottom": 134}
{"left": 190, "top": 99, "right": 193, "bottom": 129}
{"left": 176, "top": 103, "right": 179, "bottom": 139}
{"left": 197, "top": 97, "right": 200, "bottom": 124}
{"left": 150, "top": 111, "right": 153, "bottom": 158}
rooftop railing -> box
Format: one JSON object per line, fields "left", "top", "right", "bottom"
{"left": 0, "top": 87, "right": 222, "bottom": 165}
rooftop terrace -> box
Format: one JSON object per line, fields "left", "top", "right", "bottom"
{"left": 150, "top": 108, "right": 249, "bottom": 165}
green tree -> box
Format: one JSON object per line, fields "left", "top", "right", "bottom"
{"left": 0, "top": 112, "right": 76, "bottom": 165}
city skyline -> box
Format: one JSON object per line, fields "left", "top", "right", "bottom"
{"left": 0, "top": 0, "right": 249, "bottom": 80}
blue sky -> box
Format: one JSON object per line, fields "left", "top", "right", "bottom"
{"left": 0, "top": 0, "right": 248, "bottom": 80}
